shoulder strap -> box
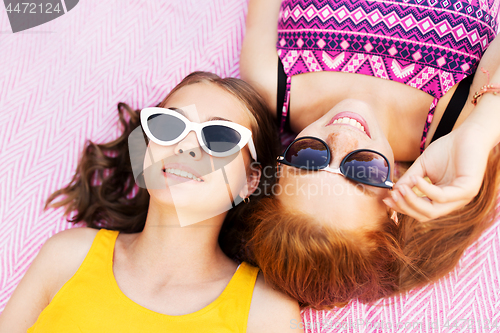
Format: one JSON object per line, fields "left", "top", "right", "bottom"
{"left": 277, "top": 58, "right": 288, "bottom": 127}
{"left": 219, "top": 262, "right": 259, "bottom": 330}
{"left": 429, "top": 73, "right": 475, "bottom": 144}
{"left": 277, "top": 57, "right": 292, "bottom": 134}
{"left": 224, "top": 262, "right": 259, "bottom": 296}
{"left": 74, "top": 228, "right": 119, "bottom": 277}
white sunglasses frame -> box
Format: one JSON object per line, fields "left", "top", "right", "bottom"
{"left": 140, "top": 107, "right": 258, "bottom": 161}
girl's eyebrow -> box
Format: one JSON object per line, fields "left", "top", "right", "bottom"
{"left": 168, "top": 107, "right": 185, "bottom": 115}
{"left": 208, "top": 116, "right": 231, "bottom": 122}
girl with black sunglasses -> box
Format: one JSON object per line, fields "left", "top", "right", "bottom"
{"left": 240, "top": 0, "right": 500, "bottom": 309}
{"left": 0, "top": 72, "right": 302, "bottom": 332}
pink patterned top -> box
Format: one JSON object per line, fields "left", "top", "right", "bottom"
{"left": 277, "top": 0, "right": 499, "bottom": 151}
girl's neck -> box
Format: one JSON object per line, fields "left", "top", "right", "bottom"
{"left": 119, "top": 199, "right": 234, "bottom": 285}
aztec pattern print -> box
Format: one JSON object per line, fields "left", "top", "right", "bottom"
{"left": 277, "top": 0, "right": 500, "bottom": 151}
{"left": 1, "top": 1, "right": 500, "bottom": 332}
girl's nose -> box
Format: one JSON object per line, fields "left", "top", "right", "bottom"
{"left": 326, "top": 132, "right": 360, "bottom": 166}
{"left": 174, "top": 131, "right": 202, "bottom": 160}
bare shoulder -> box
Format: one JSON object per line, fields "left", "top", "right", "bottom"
{"left": 30, "top": 227, "right": 99, "bottom": 298}
{"left": 247, "top": 272, "right": 303, "bottom": 333}
{"left": 44, "top": 227, "right": 98, "bottom": 252}
{"left": 41, "top": 227, "right": 99, "bottom": 270}
{"left": 0, "top": 227, "right": 99, "bottom": 332}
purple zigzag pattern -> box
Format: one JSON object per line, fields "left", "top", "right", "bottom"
{"left": 278, "top": 0, "right": 499, "bottom": 100}
{"left": 282, "top": 0, "right": 499, "bottom": 32}
{"left": 281, "top": 2, "right": 496, "bottom": 53}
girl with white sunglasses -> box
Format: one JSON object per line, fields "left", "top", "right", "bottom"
{"left": 0, "top": 72, "right": 302, "bottom": 332}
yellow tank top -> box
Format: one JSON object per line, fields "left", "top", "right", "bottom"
{"left": 28, "top": 229, "right": 259, "bottom": 333}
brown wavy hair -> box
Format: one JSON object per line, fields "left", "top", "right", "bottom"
{"left": 248, "top": 145, "right": 500, "bottom": 309}
{"left": 46, "top": 71, "right": 280, "bottom": 261}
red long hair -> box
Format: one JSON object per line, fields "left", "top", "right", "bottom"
{"left": 248, "top": 145, "right": 500, "bottom": 309}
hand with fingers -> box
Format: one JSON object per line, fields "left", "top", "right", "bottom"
{"left": 383, "top": 126, "right": 492, "bottom": 222}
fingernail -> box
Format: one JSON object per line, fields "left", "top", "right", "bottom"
{"left": 410, "top": 175, "right": 417, "bottom": 184}
{"left": 383, "top": 199, "right": 392, "bottom": 207}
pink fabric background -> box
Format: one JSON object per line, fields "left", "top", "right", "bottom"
{"left": 0, "top": 1, "right": 499, "bottom": 331}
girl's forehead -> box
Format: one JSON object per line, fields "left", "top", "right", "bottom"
{"left": 166, "top": 83, "right": 251, "bottom": 126}
{"left": 169, "top": 105, "right": 202, "bottom": 122}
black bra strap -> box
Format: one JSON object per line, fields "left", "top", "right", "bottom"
{"left": 277, "top": 57, "right": 291, "bottom": 131}
{"left": 430, "top": 73, "right": 475, "bottom": 144}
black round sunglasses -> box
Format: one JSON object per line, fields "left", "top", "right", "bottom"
{"left": 277, "top": 136, "right": 394, "bottom": 189}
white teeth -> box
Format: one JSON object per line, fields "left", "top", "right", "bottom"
{"left": 331, "top": 117, "right": 366, "bottom": 135}
{"left": 164, "top": 168, "right": 203, "bottom": 182}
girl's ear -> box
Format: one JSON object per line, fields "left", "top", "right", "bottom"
{"left": 390, "top": 209, "right": 399, "bottom": 225}
{"left": 385, "top": 205, "right": 399, "bottom": 225}
{"left": 239, "top": 163, "right": 262, "bottom": 199}
{"left": 384, "top": 200, "right": 400, "bottom": 225}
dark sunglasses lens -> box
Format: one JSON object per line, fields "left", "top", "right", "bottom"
{"left": 342, "top": 151, "right": 389, "bottom": 184}
{"left": 202, "top": 125, "right": 241, "bottom": 153}
{"left": 284, "top": 138, "right": 328, "bottom": 168}
{"left": 147, "top": 114, "right": 186, "bottom": 141}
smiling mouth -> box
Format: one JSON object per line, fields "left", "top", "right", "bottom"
{"left": 162, "top": 168, "right": 204, "bottom": 182}
{"left": 330, "top": 117, "right": 367, "bottom": 134}
{"left": 326, "top": 111, "right": 371, "bottom": 138}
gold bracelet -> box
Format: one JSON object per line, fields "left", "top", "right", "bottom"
{"left": 471, "top": 67, "right": 500, "bottom": 106}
